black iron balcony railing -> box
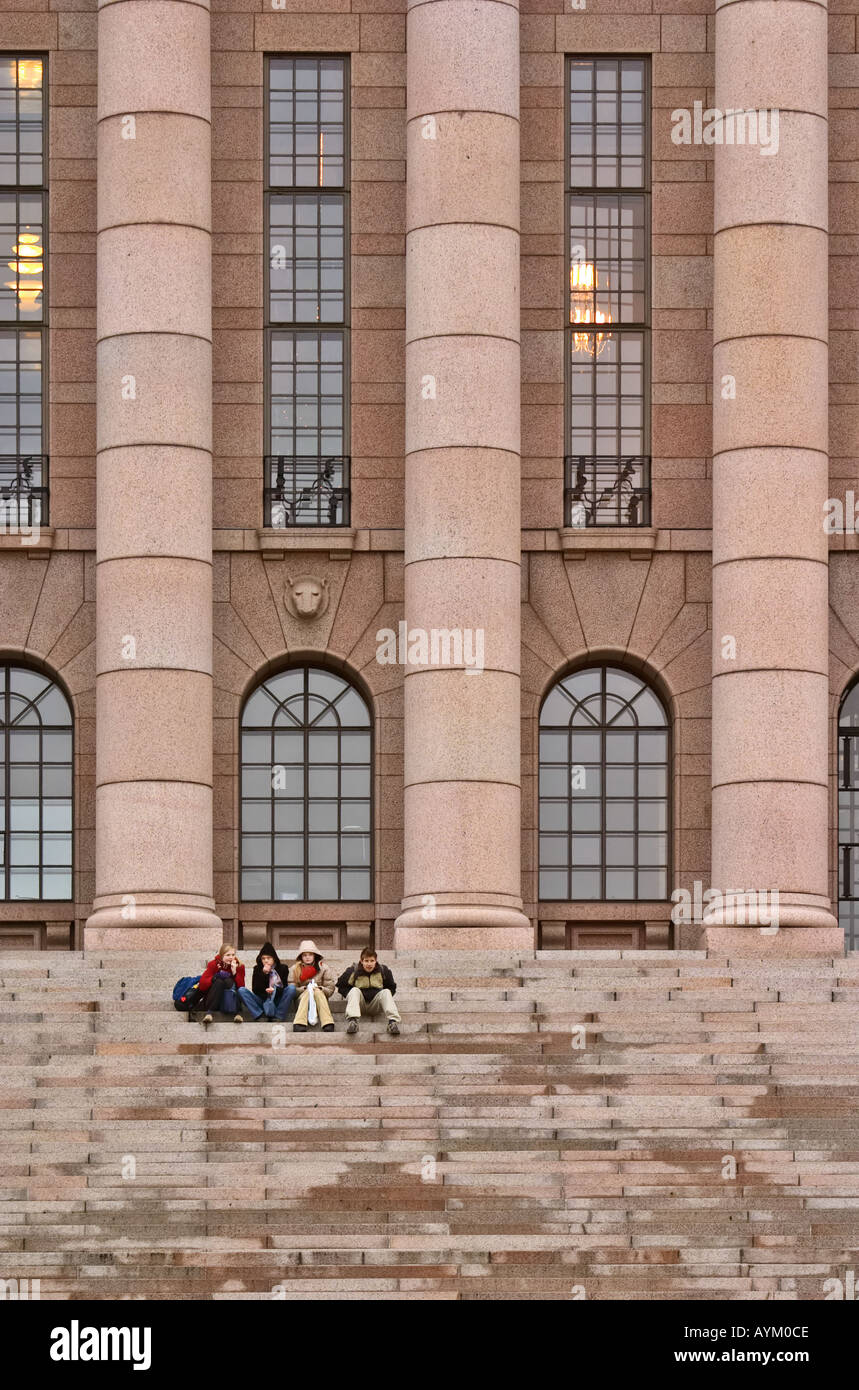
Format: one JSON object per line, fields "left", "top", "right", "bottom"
{"left": 564, "top": 454, "right": 651, "bottom": 528}
{"left": 0, "top": 455, "right": 49, "bottom": 527}
{"left": 264, "top": 455, "right": 350, "bottom": 528}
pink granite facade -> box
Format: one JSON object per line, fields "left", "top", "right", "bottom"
{"left": 0, "top": 0, "right": 854, "bottom": 954}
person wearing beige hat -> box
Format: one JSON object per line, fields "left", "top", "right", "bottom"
{"left": 288, "top": 939, "right": 337, "bottom": 1032}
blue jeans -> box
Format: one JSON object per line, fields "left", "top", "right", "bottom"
{"left": 238, "top": 983, "right": 296, "bottom": 1021}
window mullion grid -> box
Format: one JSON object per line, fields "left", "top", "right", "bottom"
{"left": 568, "top": 60, "right": 649, "bottom": 513}
{"left": 567, "top": 724, "right": 573, "bottom": 902}
{"left": 839, "top": 728, "right": 857, "bottom": 916}
{"left": 266, "top": 58, "right": 348, "bottom": 526}
{"left": 37, "top": 717, "right": 42, "bottom": 900}
{"left": 15, "top": 66, "right": 20, "bottom": 185}
{"left": 615, "top": 64, "right": 621, "bottom": 189}
{"left": 599, "top": 721, "right": 607, "bottom": 901}
{"left": 600, "top": 668, "right": 606, "bottom": 900}
{"left": 590, "top": 65, "right": 596, "bottom": 190}
{"left": 633, "top": 726, "right": 639, "bottom": 899}
{"left": 336, "top": 722, "right": 342, "bottom": 901}
{"left": 269, "top": 724, "right": 276, "bottom": 904}
{"left": 3, "top": 680, "right": 7, "bottom": 901}
{"left": 303, "top": 669, "right": 309, "bottom": 900}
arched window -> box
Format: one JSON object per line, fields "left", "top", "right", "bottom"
{"left": 240, "top": 665, "right": 372, "bottom": 902}
{"left": 0, "top": 664, "right": 73, "bottom": 900}
{"left": 837, "top": 680, "right": 859, "bottom": 951}
{"left": 539, "top": 664, "right": 669, "bottom": 901}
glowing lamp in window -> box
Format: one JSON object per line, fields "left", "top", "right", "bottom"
{"left": 5, "top": 230, "right": 43, "bottom": 313}
{"left": 570, "top": 261, "right": 612, "bottom": 358}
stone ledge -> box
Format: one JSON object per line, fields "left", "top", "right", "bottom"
{"left": 257, "top": 526, "right": 357, "bottom": 558}
{"left": 205, "top": 528, "right": 718, "bottom": 558}
{"left": 212, "top": 528, "right": 407, "bottom": 556}
{"left": 554, "top": 527, "right": 714, "bottom": 556}
{"left": 0, "top": 527, "right": 55, "bottom": 555}
{"left": 558, "top": 526, "right": 658, "bottom": 557}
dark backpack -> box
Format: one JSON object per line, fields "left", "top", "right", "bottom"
{"left": 173, "top": 975, "right": 201, "bottom": 1011}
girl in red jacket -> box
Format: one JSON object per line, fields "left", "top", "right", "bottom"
{"left": 198, "top": 944, "right": 246, "bottom": 1024}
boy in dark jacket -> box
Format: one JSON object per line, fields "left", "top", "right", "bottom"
{"left": 238, "top": 942, "right": 296, "bottom": 1022}
{"left": 337, "top": 948, "right": 401, "bottom": 1036}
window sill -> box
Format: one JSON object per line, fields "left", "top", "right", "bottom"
{"left": 559, "top": 526, "right": 657, "bottom": 558}
{"left": 256, "top": 526, "right": 356, "bottom": 558}
{"left": 0, "top": 526, "right": 54, "bottom": 555}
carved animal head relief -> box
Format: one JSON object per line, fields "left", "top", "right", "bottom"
{"left": 285, "top": 573, "right": 330, "bottom": 620}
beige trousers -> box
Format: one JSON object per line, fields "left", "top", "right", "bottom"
{"left": 294, "top": 986, "right": 334, "bottom": 1027}
{"left": 345, "top": 986, "right": 401, "bottom": 1022}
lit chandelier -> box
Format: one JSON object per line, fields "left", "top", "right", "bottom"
{"left": 5, "top": 228, "right": 43, "bottom": 312}
{"left": 570, "top": 261, "right": 612, "bottom": 357}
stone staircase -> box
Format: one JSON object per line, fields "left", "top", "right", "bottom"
{"left": 1, "top": 949, "right": 858, "bottom": 1300}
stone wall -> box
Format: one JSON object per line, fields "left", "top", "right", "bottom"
{"left": 0, "top": 0, "right": 856, "bottom": 948}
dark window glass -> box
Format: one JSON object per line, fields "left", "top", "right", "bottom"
{"left": 569, "top": 56, "right": 645, "bottom": 189}
{"left": 269, "top": 194, "right": 345, "bottom": 324}
{"left": 0, "top": 59, "right": 46, "bottom": 528}
{"left": 0, "top": 57, "right": 44, "bottom": 187}
{"left": 240, "top": 665, "right": 372, "bottom": 902}
{"left": 269, "top": 56, "right": 345, "bottom": 189}
{"left": 567, "top": 58, "right": 649, "bottom": 527}
{"left": 0, "top": 328, "right": 41, "bottom": 454}
{"left": 266, "top": 57, "right": 348, "bottom": 527}
{"left": 539, "top": 664, "right": 669, "bottom": 901}
{"left": 0, "top": 192, "right": 44, "bottom": 322}
{"left": 0, "top": 664, "right": 72, "bottom": 901}
{"left": 570, "top": 195, "right": 646, "bottom": 326}
{"left": 837, "top": 681, "right": 859, "bottom": 951}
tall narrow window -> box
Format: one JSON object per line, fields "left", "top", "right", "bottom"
{"left": 0, "top": 664, "right": 72, "bottom": 901}
{"left": 0, "top": 56, "right": 47, "bottom": 528}
{"left": 565, "top": 57, "right": 649, "bottom": 527}
{"left": 265, "top": 57, "right": 349, "bottom": 527}
{"left": 241, "top": 666, "right": 372, "bottom": 903}
{"left": 837, "top": 681, "right": 859, "bottom": 951}
{"left": 539, "top": 665, "right": 669, "bottom": 901}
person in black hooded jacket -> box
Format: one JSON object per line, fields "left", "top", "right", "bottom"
{"left": 237, "top": 942, "right": 297, "bottom": 1022}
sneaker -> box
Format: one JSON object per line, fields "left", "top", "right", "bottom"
{"left": 293, "top": 1023, "right": 307, "bottom": 1032}
{"left": 322, "top": 1023, "right": 335, "bottom": 1032}
{"left": 387, "top": 1019, "right": 400, "bottom": 1036}
{"left": 202, "top": 1013, "right": 213, "bottom": 1025}
{"left": 234, "top": 1014, "right": 243, "bottom": 1024}
{"left": 346, "top": 1018, "right": 359, "bottom": 1035}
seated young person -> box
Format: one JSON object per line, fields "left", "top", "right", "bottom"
{"left": 289, "top": 940, "right": 336, "bottom": 1032}
{"left": 198, "top": 944, "right": 245, "bottom": 1024}
{"left": 238, "top": 942, "right": 296, "bottom": 1022}
{"left": 337, "top": 948, "right": 401, "bottom": 1037}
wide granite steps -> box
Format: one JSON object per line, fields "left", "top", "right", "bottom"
{"left": 0, "top": 949, "right": 856, "bottom": 1298}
